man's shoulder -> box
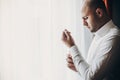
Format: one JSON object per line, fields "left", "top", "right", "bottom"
{"left": 105, "top": 27, "right": 120, "bottom": 39}
{"left": 100, "top": 28, "right": 120, "bottom": 46}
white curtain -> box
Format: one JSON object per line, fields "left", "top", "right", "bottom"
{"left": 0, "top": 0, "right": 92, "bottom": 80}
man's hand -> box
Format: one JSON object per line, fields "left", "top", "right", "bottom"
{"left": 62, "top": 29, "right": 77, "bottom": 72}
{"left": 61, "top": 29, "right": 75, "bottom": 48}
{"left": 66, "top": 54, "right": 77, "bottom": 72}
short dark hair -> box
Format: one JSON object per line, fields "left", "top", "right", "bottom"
{"left": 88, "top": 0, "right": 107, "bottom": 13}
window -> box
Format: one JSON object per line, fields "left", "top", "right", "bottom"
{"left": 0, "top": 0, "right": 92, "bottom": 80}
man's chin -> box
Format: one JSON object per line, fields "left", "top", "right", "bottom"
{"left": 87, "top": 27, "right": 93, "bottom": 32}
{"left": 86, "top": 26, "right": 96, "bottom": 32}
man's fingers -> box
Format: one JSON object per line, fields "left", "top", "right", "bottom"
{"left": 66, "top": 58, "right": 73, "bottom": 63}
{"left": 67, "top": 63, "right": 75, "bottom": 67}
{"left": 66, "top": 54, "right": 73, "bottom": 63}
{"left": 64, "top": 31, "right": 70, "bottom": 39}
{"left": 67, "top": 63, "right": 78, "bottom": 72}
{"left": 65, "top": 29, "right": 71, "bottom": 34}
{"left": 62, "top": 29, "right": 70, "bottom": 40}
{"left": 62, "top": 31, "right": 66, "bottom": 40}
{"left": 64, "top": 29, "right": 72, "bottom": 40}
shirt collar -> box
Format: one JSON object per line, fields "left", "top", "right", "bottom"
{"left": 94, "top": 20, "right": 115, "bottom": 38}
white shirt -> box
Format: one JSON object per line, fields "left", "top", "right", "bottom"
{"left": 69, "top": 20, "right": 120, "bottom": 80}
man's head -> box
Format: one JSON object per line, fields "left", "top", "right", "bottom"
{"left": 81, "top": 0, "right": 110, "bottom": 32}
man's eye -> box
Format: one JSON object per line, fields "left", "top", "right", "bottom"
{"left": 83, "top": 16, "right": 88, "bottom": 20}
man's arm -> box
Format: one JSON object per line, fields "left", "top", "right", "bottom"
{"left": 62, "top": 29, "right": 120, "bottom": 80}
{"left": 69, "top": 35, "right": 120, "bottom": 80}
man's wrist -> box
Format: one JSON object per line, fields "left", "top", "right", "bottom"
{"left": 69, "top": 43, "right": 75, "bottom": 48}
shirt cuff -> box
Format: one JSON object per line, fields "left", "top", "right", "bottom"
{"left": 69, "top": 45, "right": 83, "bottom": 59}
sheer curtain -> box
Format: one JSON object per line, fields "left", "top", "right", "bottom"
{"left": 0, "top": 0, "right": 92, "bottom": 80}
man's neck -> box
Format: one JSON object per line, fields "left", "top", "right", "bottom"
{"left": 97, "top": 16, "right": 111, "bottom": 32}
{"left": 101, "top": 14, "right": 111, "bottom": 27}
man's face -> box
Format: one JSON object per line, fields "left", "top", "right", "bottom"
{"left": 81, "top": 5, "right": 100, "bottom": 32}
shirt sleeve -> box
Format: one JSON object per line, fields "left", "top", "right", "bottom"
{"left": 69, "top": 36, "right": 116, "bottom": 80}
{"left": 69, "top": 45, "right": 90, "bottom": 75}
{"left": 69, "top": 45, "right": 90, "bottom": 80}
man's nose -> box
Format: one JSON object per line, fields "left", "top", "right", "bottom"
{"left": 83, "top": 20, "right": 88, "bottom": 26}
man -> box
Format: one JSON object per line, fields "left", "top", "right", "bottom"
{"left": 62, "top": 0, "right": 120, "bottom": 80}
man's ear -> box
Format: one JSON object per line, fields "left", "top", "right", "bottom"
{"left": 96, "top": 8, "right": 103, "bottom": 18}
